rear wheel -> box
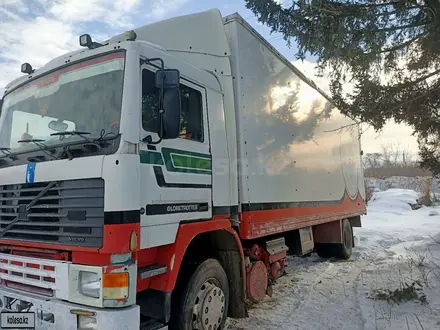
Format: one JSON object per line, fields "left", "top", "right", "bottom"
{"left": 315, "top": 219, "right": 353, "bottom": 260}
{"left": 170, "top": 259, "right": 229, "bottom": 330}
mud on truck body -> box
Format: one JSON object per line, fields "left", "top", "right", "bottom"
{"left": 0, "top": 9, "right": 366, "bottom": 330}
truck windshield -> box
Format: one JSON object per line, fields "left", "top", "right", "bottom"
{"left": 0, "top": 52, "right": 125, "bottom": 152}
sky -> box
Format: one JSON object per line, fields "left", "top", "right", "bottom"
{"left": 0, "top": 0, "right": 418, "bottom": 155}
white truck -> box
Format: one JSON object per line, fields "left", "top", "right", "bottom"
{"left": 0, "top": 9, "right": 366, "bottom": 330}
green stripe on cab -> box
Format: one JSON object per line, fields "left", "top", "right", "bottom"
{"left": 162, "top": 147, "right": 212, "bottom": 175}
{"left": 140, "top": 148, "right": 212, "bottom": 175}
{"left": 140, "top": 151, "right": 164, "bottom": 165}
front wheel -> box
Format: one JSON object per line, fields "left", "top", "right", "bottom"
{"left": 171, "top": 259, "right": 230, "bottom": 330}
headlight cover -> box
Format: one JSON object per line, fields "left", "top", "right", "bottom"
{"left": 68, "top": 263, "right": 136, "bottom": 308}
{"left": 79, "top": 271, "right": 101, "bottom": 299}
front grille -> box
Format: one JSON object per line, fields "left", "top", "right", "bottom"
{"left": 0, "top": 179, "right": 104, "bottom": 247}
{"left": 0, "top": 252, "right": 69, "bottom": 298}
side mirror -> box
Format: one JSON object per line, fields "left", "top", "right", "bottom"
{"left": 162, "top": 88, "right": 181, "bottom": 139}
{"left": 155, "top": 69, "right": 180, "bottom": 89}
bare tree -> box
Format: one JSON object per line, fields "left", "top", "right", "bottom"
{"left": 379, "top": 143, "right": 417, "bottom": 168}
{"left": 363, "top": 153, "right": 383, "bottom": 176}
{"left": 363, "top": 143, "right": 420, "bottom": 177}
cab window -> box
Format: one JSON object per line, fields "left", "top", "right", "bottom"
{"left": 141, "top": 69, "right": 203, "bottom": 142}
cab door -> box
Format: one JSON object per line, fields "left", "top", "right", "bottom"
{"left": 138, "top": 64, "right": 212, "bottom": 248}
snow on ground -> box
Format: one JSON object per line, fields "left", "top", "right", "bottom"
{"left": 230, "top": 189, "right": 440, "bottom": 330}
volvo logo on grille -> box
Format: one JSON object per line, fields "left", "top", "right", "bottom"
{"left": 18, "top": 205, "right": 28, "bottom": 221}
{"left": 69, "top": 236, "right": 85, "bottom": 243}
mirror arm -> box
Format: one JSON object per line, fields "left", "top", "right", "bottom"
{"left": 141, "top": 57, "right": 165, "bottom": 145}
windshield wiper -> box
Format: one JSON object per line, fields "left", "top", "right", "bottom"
{"left": 52, "top": 131, "right": 105, "bottom": 160}
{"left": 17, "top": 139, "right": 59, "bottom": 160}
{"left": 51, "top": 130, "right": 103, "bottom": 146}
{"left": 52, "top": 130, "right": 118, "bottom": 147}
{"left": 51, "top": 131, "right": 91, "bottom": 137}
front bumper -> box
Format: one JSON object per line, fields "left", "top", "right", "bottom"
{"left": 0, "top": 286, "right": 140, "bottom": 330}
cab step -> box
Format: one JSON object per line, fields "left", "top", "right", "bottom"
{"left": 138, "top": 264, "right": 167, "bottom": 279}
{"left": 140, "top": 319, "right": 168, "bottom": 330}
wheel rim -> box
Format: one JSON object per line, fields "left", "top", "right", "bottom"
{"left": 192, "top": 280, "right": 226, "bottom": 330}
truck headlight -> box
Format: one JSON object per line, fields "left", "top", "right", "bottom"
{"left": 68, "top": 264, "right": 135, "bottom": 308}
{"left": 79, "top": 271, "right": 101, "bottom": 299}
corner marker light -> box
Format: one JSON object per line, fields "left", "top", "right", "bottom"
{"left": 79, "top": 34, "right": 92, "bottom": 48}
{"left": 21, "top": 63, "right": 34, "bottom": 75}
{"left": 79, "top": 34, "right": 103, "bottom": 50}
{"left": 124, "top": 30, "right": 137, "bottom": 41}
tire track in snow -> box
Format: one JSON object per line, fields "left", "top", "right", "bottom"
{"left": 231, "top": 230, "right": 392, "bottom": 329}
{"left": 228, "top": 258, "right": 334, "bottom": 329}
{"left": 279, "top": 258, "right": 371, "bottom": 330}
{"left": 230, "top": 255, "right": 372, "bottom": 329}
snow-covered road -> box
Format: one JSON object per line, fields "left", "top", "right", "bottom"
{"left": 232, "top": 189, "right": 440, "bottom": 330}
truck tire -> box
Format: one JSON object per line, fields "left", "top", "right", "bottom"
{"left": 171, "top": 258, "right": 229, "bottom": 330}
{"left": 315, "top": 219, "right": 353, "bottom": 260}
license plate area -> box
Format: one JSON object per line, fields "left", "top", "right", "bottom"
{"left": 0, "top": 311, "right": 35, "bottom": 329}
{"left": 2, "top": 295, "right": 54, "bottom": 326}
